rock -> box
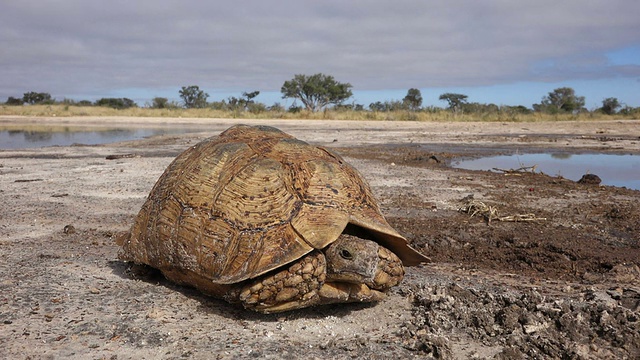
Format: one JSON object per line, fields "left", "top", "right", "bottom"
{"left": 577, "top": 173, "right": 601, "bottom": 185}
{"left": 608, "top": 263, "right": 640, "bottom": 283}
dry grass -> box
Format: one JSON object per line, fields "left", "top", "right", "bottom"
{"left": 0, "top": 104, "right": 632, "bottom": 122}
{"left": 458, "top": 200, "right": 547, "bottom": 224}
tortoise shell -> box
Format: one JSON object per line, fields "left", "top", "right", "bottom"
{"left": 118, "top": 124, "right": 427, "bottom": 287}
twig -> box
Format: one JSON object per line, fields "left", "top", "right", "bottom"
{"left": 106, "top": 153, "right": 139, "bottom": 160}
{"left": 458, "top": 200, "right": 546, "bottom": 224}
{"left": 492, "top": 165, "right": 538, "bottom": 174}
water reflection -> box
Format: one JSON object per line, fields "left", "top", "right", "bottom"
{"left": 0, "top": 127, "right": 206, "bottom": 149}
{"left": 550, "top": 153, "right": 572, "bottom": 160}
{"left": 454, "top": 153, "right": 640, "bottom": 190}
{"left": 7, "top": 130, "right": 54, "bottom": 142}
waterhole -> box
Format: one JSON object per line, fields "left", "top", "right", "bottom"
{"left": 453, "top": 153, "right": 640, "bottom": 190}
{"left": 0, "top": 127, "right": 209, "bottom": 149}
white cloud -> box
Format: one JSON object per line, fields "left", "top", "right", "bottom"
{"left": 1, "top": 0, "right": 639, "bottom": 103}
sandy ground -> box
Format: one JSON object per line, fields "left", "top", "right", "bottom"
{"left": 1, "top": 117, "right": 639, "bottom": 359}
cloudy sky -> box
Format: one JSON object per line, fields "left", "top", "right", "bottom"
{"left": 2, "top": 1, "right": 639, "bottom": 109}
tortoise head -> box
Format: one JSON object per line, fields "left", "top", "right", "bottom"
{"left": 323, "top": 234, "right": 404, "bottom": 292}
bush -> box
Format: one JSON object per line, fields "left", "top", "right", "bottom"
{"left": 95, "top": 98, "right": 137, "bottom": 109}
{"left": 246, "top": 102, "right": 267, "bottom": 114}
{"left": 5, "top": 96, "right": 23, "bottom": 105}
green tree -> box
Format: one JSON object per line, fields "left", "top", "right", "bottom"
{"left": 439, "top": 93, "right": 468, "bottom": 112}
{"left": 536, "top": 87, "right": 585, "bottom": 113}
{"left": 403, "top": 88, "right": 423, "bottom": 111}
{"left": 600, "top": 97, "right": 621, "bottom": 115}
{"left": 179, "top": 85, "right": 209, "bottom": 108}
{"left": 281, "top": 73, "right": 353, "bottom": 111}
{"left": 23, "top": 92, "right": 52, "bottom": 105}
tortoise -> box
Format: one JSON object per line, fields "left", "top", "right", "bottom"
{"left": 117, "top": 124, "right": 428, "bottom": 313}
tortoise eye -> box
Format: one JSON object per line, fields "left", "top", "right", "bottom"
{"left": 339, "top": 249, "right": 353, "bottom": 260}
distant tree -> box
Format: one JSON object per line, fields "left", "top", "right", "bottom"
{"left": 150, "top": 97, "right": 169, "bottom": 109}
{"left": 439, "top": 93, "right": 468, "bottom": 112}
{"left": 58, "top": 98, "right": 92, "bottom": 106}
{"left": 242, "top": 91, "right": 261, "bottom": 111}
{"left": 503, "top": 105, "right": 532, "bottom": 114}
{"left": 462, "top": 102, "right": 499, "bottom": 114}
{"left": 208, "top": 100, "right": 227, "bottom": 110}
{"left": 403, "top": 88, "right": 423, "bottom": 111}
{"left": 619, "top": 105, "right": 640, "bottom": 116}
{"left": 334, "top": 102, "right": 364, "bottom": 111}
{"left": 227, "top": 91, "right": 261, "bottom": 111}
{"left": 5, "top": 96, "right": 23, "bottom": 105}
{"left": 600, "top": 97, "right": 621, "bottom": 115}
{"left": 226, "top": 97, "right": 241, "bottom": 110}
{"left": 281, "top": 73, "right": 353, "bottom": 111}
{"left": 268, "top": 103, "right": 285, "bottom": 112}
{"left": 369, "top": 101, "right": 385, "bottom": 111}
{"left": 535, "top": 87, "right": 585, "bottom": 114}
{"left": 246, "top": 102, "right": 267, "bottom": 114}
{"left": 288, "top": 104, "right": 303, "bottom": 113}
{"left": 179, "top": 85, "right": 209, "bottom": 108}
{"left": 95, "top": 98, "right": 137, "bottom": 109}
{"left": 60, "top": 98, "right": 76, "bottom": 105}
{"left": 243, "top": 91, "right": 260, "bottom": 105}
{"left": 369, "top": 100, "right": 405, "bottom": 112}
{"left": 23, "top": 92, "right": 52, "bottom": 105}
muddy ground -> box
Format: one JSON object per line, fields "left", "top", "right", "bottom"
{"left": 1, "top": 117, "right": 639, "bottom": 359}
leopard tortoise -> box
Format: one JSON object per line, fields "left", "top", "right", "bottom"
{"left": 117, "top": 124, "right": 428, "bottom": 313}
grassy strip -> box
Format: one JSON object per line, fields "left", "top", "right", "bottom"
{"left": 0, "top": 104, "right": 635, "bottom": 122}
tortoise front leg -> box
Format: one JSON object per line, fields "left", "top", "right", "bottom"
{"left": 237, "top": 251, "right": 327, "bottom": 313}
{"left": 317, "top": 281, "right": 385, "bottom": 304}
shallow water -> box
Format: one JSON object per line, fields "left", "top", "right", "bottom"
{"left": 453, "top": 153, "right": 640, "bottom": 190}
{"left": 0, "top": 127, "right": 209, "bottom": 149}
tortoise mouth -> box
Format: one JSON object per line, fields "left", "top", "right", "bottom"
{"left": 326, "top": 271, "right": 377, "bottom": 286}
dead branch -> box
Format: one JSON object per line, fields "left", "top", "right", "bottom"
{"left": 458, "top": 200, "right": 546, "bottom": 224}
{"left": 492, "top": 165, "right": 538, "bottom": 174}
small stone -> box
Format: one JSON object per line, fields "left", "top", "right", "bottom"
{"left": 577, "top": 173, "right": 601, "bottom": 185}
{"left": 63, "top": 225, "right": 76, "bottom": 234}
{"left": 523, "top": 322, "right": 549, "bottom": 334}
